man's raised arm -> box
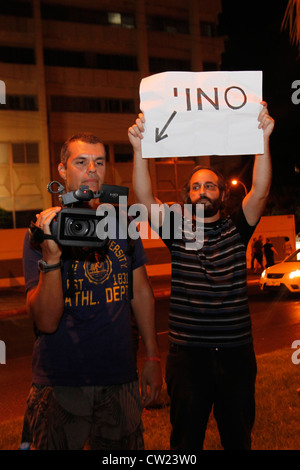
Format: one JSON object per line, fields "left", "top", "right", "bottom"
{"left": 242, "top": 102, "right": 275, "bottom": 226}
{"left": 128, "top": 113, "right": 165, "bottom": 227}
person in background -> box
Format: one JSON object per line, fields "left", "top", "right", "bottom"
{"left": 253, "top": 235, "right": 264, "bottom": 272}
{"left": 284, "top": 236, "right": 293, "bottom": 257}
{"left": 251, "top": 237, "right": 257, "bottom": 270}
{"left": 128, "top": 102, "right": 274, "bottom": 450}
{"left": 263, "top": 238, "right": 278, "bottom": 267}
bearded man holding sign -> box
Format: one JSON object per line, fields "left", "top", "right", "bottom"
{"left": 128, "top": 70, "right": 274, "bottom": 450}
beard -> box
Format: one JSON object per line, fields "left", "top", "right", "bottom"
{"left": 192, "top": 195, "right": 223, "bottom": 218}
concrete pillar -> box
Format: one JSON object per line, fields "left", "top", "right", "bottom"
{"left": 32, "top": 0, "right": 52, "bottom": 207}
{"left": 189, "top": 0, "right": 210, "bottom": 167}
{"left": 135, "top": 0, "right": 149, "bottom": 79}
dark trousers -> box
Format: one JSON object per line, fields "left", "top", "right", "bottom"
{"left": 165, "top": 343, "right": 257, "bottom": 450}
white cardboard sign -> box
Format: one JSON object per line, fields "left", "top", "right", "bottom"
{"left": 139, "top": 71, "right": 263, "bottom": 158}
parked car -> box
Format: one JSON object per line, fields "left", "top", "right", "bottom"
{"left": 260, "top": 248, "right": 300, "bottom": 293}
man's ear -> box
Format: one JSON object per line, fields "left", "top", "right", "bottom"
{"left": 58, "top": 163, "right": 67, "bottom": 181}
{"left": 221, "top": 184, "right": 230, "bottom": 202}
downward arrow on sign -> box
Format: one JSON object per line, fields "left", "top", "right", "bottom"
{"left": 155, "top": 111, "right": 177, "bottom": 142}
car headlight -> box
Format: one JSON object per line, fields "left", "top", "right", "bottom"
{"left": 261, "top": 270, "right": 266, "bottom": 279}
{"left": 289, "top": 269, "right": 300, "bottom": 280}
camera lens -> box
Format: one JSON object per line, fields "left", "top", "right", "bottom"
{"left": 73, "top": 221, "right": 87, "bottom": 234}
{"left": 65, "top": 218, "right": 94, "bottom": 237}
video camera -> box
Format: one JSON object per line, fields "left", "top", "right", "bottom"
{"left": 30, "top": 181, "right": 129, "bottom": 248}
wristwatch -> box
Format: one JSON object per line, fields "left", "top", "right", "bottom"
{"left": 38, "top": 259, "right": 63, "bottom": 273}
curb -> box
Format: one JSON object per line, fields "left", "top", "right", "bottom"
{"left": 0, "top": 307, "right": 27, "bottom": 319}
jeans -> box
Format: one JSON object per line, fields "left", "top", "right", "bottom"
{"left": 165, "top": 342, "right": 257, "bottom": 450}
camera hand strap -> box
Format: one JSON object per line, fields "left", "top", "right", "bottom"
{"left": 29, "top": 222, "right": 56, "bottom": 244}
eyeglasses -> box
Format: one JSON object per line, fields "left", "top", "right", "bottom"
{"left": 191, "top": 182, "right": 219, "bottom": 192}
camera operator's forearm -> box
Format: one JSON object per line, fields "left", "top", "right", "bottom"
{"left": 27, "top": 272, "right": 64, "bottom": 333}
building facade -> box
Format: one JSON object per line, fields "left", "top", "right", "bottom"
{"left": 0, "top": 0, "right": 224, "bottom": 285}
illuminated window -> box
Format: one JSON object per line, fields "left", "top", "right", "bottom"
{"left": 108, "top": 12, "right": 121, "bottom": 25}
{"left": 149, "top": 57, "right": 191, "bottom": 74}
{"left": 41, "top": 4, "right": 136, "bottom": 28}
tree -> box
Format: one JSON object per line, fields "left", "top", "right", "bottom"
{"left": 282, "top": 0, "right": 300, "bottom": 48}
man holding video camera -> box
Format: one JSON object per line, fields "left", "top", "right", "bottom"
{"left": 21, "top": 133, "right": 162, "bottom": 450}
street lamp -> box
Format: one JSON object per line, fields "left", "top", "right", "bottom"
{"left": 231, "top": 179, "right": 248, "bottom": 196}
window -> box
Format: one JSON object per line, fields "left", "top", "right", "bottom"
{"left": 0, "top": 1, "right": 32, "bottom": 18}
{"left": 200, "top": 21, "right": 218, "bottom": 38}
{"left": 203, "top": 62, "right": 219, "bottom": 71}
{"left": 44, "top": 49, "right": 138, "bottom": 71}
{"left": 12, "top": 143, "right": 39, "bottom": 163}
{"left": 0, "top": 142, "right": 42, "bottom": 229}
{"left": 50, "top": 95, "right": 136, "bottom": 114}
{"left": 0, "top": 46, "right": 35, "bottom": 64}
{"left": 2, "top": 95, "right": 38, "bottom": 111}
{"left": 114, "top": 144, "right": 133, "bottom": 162}
{"left": 108, "top": 12, "right": 135, "bottom": 29}
{"left": 41, "top": 3, "right": 136, "bottom": 28}
{"left": 147, "top": 15, "right": 189, "bottom": 34}
{"left": 44, "top": 49, "right": 84, "bottom": 68}
{"left": 149, "top": 57, "right": 191, "bottom": 74}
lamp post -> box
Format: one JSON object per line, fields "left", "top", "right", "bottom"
{"left": 231, "top": 179, "right": 248, "bottom": 196}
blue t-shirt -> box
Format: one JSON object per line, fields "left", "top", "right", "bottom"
{"left": 23, "top": 218, "right": 148, "bottom": 386}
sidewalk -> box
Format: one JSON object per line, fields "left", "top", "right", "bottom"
{"left": 0, "top": 270, "right": 261, "bottom": 319}
{"left": 0, "top": 285, "right": 27, "bottom": 318}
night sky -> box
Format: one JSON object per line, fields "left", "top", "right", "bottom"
{"left": 220, "top": 0, "right": 300, "bottom": 188}
{"left": 216, "top": 8, "right": 298, "bottom": 453}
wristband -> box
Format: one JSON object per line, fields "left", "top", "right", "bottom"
{"left": 145, "top": 357, "right": 161, "bottom": 362}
